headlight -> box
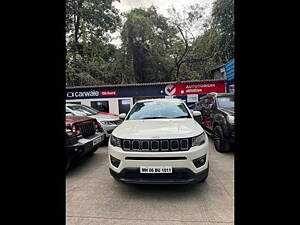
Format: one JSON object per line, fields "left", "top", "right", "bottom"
{"left": 72, "top": 125, "right": 76, "bottom": 133}
{"left": 95, "top": 121, "right": 104, "bottom": 132}
{"left": 227, "top": 115, "right": 234, "bottom": 124}
{"left": 192, "top": 132, "right": 206, "bottom": 147}
{"left": 66, "top": 129, "right": 74, "bottom": 137}
{"left": 110, "top": 135, "right": 121, "bottom": 147}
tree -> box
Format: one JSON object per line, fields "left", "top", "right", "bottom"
{"left": 188, "top": 25, "right": 223, "bottom": 79}
{"left": 66, "top": 0, "right": 121, "bottom": 52}
{"left": 212, "top": 0, "right": 234, "bottom": 62}
{"left": 167, "top": 4, "right": 212, "bottom": 81}
{"left": 66, "top": 0, "right": 121, "bottom": 86}
{"left": 121, "top": 7, "right": 177, "bottom": 83}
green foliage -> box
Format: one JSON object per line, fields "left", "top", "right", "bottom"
{"left": 66, "top": 0, "right": 121, "bottom": 86}
{"left": 187, "top": 26, "right": 223, "bottom": 79}
{"left": 212, "top": 0, "right": 234, "bottom": 61}
{"left": 121, "top": 7, "right": 176, "bottom": 83}
{"left": 65, "top": 0, "right": 234, "bottom": 86}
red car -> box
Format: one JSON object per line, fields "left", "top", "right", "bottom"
{"left": 65, "top": 114, "right": 105, "bottom": 171}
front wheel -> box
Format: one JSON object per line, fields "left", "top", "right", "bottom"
{"left": 213, "top": 125, "right": 231, "bottom": 153}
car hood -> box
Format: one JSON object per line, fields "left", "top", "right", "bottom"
{"left": 66, "top": 115, "right": 94, "bottom": 126}
{"left": 220, "top": 108, "right": 234, "bottom": 116}
{"left": 112, "top": 119, "right": 204, "bottom": 139}
{"left": 90, "top": 114, "right": 119, "bottom": 122}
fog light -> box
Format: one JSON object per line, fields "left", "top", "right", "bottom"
{"left": 193, "top": 155, "right": 206, "bottom": 168}
{"left": 110, "top": 155, "right": 121, "bottom": 168}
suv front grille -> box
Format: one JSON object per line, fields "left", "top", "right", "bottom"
{"left": 121, "top": 138, "right": 192, "bottom": 152}
{"left": 113, "top": 120, "right": 122, "bottom": 125}
{"left": 78, "top": 122, "right": 95, "bottom": 138}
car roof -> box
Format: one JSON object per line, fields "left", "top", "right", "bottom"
{"left": 200, "top": 92, "right": 234, "bottom": 98}
{"left": 136, "top": 98, "right": 184, "bottom": 103}
{"left": 212, "top": 93, "right": 234, "bottom": 97}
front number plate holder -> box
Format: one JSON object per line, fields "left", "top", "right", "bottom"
{"left": 140, "top": 166, "right": 172, "bottom": 173}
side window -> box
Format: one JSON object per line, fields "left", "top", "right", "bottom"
{"left": 91, "top": 101, "right": 109, "bottom": 113}
{"left": 118, "top": 99, "right": 131, "bottom": 114}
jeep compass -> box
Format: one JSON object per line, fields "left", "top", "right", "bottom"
{"left": 108, "top": 98, "right": 209, "bottom": 184}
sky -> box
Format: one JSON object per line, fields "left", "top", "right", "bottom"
{"left": 110, "top": 0, "right": 216, "bottom": 47}
{"left": 113, "top": 0, "right": 215, "bottom": 16}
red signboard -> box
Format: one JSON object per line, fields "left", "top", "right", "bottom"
{"left": 164, "top": 81, "right": 225, "bottom": 96}
{"left": 100, "top": 91, "right": 117, "bottom": 96}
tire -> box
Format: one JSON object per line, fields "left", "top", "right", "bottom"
{"left": 66, "top": 156, "right": 71, "bottom": 172}
{"left": 213, "top": 125, "right": 231, "bottom": 153}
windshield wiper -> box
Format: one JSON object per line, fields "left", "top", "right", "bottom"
{"left": 142, "top": 117, "right": 170, "bottom": 119}
{"left": 173, "top": 116, "right": 189, "bottom": 118}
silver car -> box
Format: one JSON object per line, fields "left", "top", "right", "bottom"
{"left": 66, "top": 103, "right": 122, "bottom": 138}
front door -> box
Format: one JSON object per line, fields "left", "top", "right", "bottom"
{"left": 201, "top": 96, "right": 214, "bottom": 130}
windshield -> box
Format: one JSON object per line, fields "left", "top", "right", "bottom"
{"left": 126, "top": 101, "right": 191, "bottom": 120}
{"left": 67, "top": 105, "right": 99, "bottom": 116}
{"left": 217, "top": 96, "right": 234, "bottom": 108}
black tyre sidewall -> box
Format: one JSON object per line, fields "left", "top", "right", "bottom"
{"left": 213, "top": 126, "right": 230, "bottom": 152}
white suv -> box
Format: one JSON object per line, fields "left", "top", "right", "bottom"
{"left": 108, "top": 98, "right": 209, "bottom": 184}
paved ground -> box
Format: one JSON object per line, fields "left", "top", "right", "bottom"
{"left": 66, "top": 138, "right": 234, "bottom": 225}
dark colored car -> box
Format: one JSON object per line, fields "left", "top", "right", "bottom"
{"left": 193, "top": 92, "right": 234, "bottom": 152}
{"left": 65, "top": 113, "right": 105, "bottom": 171}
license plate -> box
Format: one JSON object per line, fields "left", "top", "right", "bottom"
{"left": 93, "top": 136, "right": 103, "bottom": 146}
{"left": 140, "top": 166, "right": 172, "bottom": 173}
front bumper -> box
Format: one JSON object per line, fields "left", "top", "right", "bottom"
{"left": 109, "top": 167, "right": 209, "bottom": 184}
{"left": 108, "top": 134, "right": 209, "bottom": 184}
{"left": 66, "top": 132, "right": 105, "bottom": 159}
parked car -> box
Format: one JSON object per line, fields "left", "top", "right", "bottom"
{"left": 66, "top": 113, "right": 105, "bottom": 171}
{"left": 193, "top": 92, "right": 234, "bottom": 152}
{"left": 108, "top": 98, "right": 209, "bottom": 184}
{"left": 66, "top": 103, "right": 122, "bottom": 139}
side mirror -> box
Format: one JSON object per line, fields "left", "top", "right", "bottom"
{"left": 119, "top": 113, "right": 126, "bottom": 119}
{"left": 193, "top": 111, "right": 201, "bottom": 117}
{"left": 193, "top": 110, "right": 202, "bottom": 124}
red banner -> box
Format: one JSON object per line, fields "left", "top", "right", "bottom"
{"left": 164, "top": 81, "right": 225, "bottom": 96}
{"left": 100, "top": 91, "right": 117, "bottom": 96}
